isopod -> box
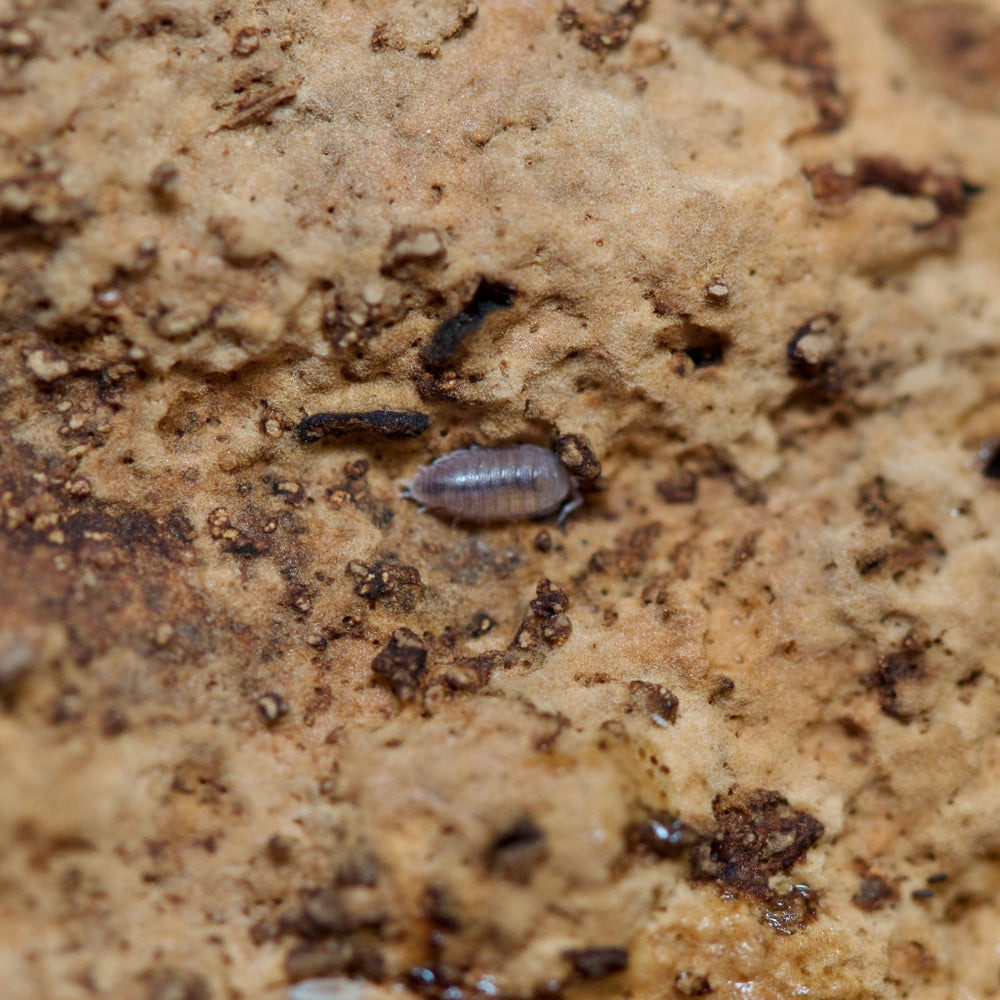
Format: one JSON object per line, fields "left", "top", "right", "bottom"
{"left": 402, "top": 444, "right": 583, "bottom": 524}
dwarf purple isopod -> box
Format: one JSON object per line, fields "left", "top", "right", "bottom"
{"left": 402, "top": 444, "right": 583, "bottom": 524}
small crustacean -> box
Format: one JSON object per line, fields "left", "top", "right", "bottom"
{"left": 402, "top": 444, "right": 583, "bottom": 524}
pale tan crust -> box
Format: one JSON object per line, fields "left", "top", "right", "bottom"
{"left": 2, "top": 1, "right": 1000, "bottom": 998}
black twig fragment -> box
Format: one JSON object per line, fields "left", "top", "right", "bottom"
{"left": 298, "top": 410, "right": 430, "bottom": 442}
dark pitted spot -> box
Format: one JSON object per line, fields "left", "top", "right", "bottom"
{"left": 295, "top": 887, "right": 385, "bottom": 938}
{"left": 140, "top": 968, "right": 210, "bottom": 1000}
{"left": 708, "top": 677, "right": 735, "bottom": 703}
{"left": 467, "top": 611, "right": 496, "bottom": 638}
{"left": 343, "top": 458, "right": 369, "bottom": 479}
{"left": 628, "top": 811, "right": 700, "bottom": 858}
{"left": 852, "top": 867, "right": 900, "bottom": 912}
{"left": 148, "top": 162, "right": 179, "bottom": 199}
{"left": 564, "top": 946, "right": 629, "bottom": 979}
{"left": 682, "top": 327, "right": 728, "bottom": 369}
{"left": 487, "top": 817, "right": 547, "bottom": 884}
{"left": 656, "top": 469, "right": 698, "bottom": 504}
{"left": 284, "top": 939, "right": 384, "bottom": 983}
{"left": 674, "top": 971, "right": 713, "bottom": 996}
{"left": 864, "top": 631, "right": 927, "bottom": 723}
{"left": 421, "top": 884, "right": 462, "bottom": 931}
{"left": 423, "top": 278, "right": 514, "bottom": 364}
{"left": 336, "top": 854, "right": 380, "bottom": 888}
{"left": 298, "top": 410, "right": 430, "bottom": 442}
{"left": 981, "top": 442, "right": 1000, "bottom": 479}
{"left": 100, "top": 707, "right": 128, "bottom": 737}
{"left": 858, "top": 476, "right": 898, "bottom": 524}
{"left": 371, "top": 628, "right": 427, "bottom": 704}
{"left": 266, "top": 835, "right": 295, "bottom": 865}
{"left": 588, "top": 522, "right": 662, "bottom": 577}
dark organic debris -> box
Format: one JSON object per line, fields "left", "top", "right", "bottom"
{"left": 656, "top": 469, "right": 698, "bottom": 504}
{"left": 207, "top": 506, "right": 268, "bottom": 557}
{"left": 864, "top": 631, "right": 927, "bottom": 723}
{"left": 347, "top": 559, "right": 422, "bottom": 603}
{"left": 529, "top": 578, "right": 570, "bottom": 617}
{"left": 559, "top": 0, "right": 649, "bottom": 54}
{"left": 218, "top": 84, "right": 297, "bottom": 130}
{"left": 423, "top": 278, "right": 514, "bottom": 364}
{"left": 442, "top": 652, "right": 499, "bottom": 692}
{"left": 487, "top": 817, "right": 548, "bottom": 884}
{"left": 691, "top": 789, "right": 824, "bottom": 931}
{"left": 805, "top": 156, "right": 980, "bottom": 217}
{"left": 753, "top": 0, "right": 845, "bottom": 131}
{"left": 564, "top": 946, "right": 629, "bottom": 979}
{"left": 553, "top": 432, "right": 602, "bottom": 480}
{"left": 371, "top": 628, "right": 427, "bottom": 704}
{"left": 626, "top": 680, "right": 679, "bottom": 726}
{"left": 510, "top": 578, "right": 573, "bottom": 654}
{"left": 298, "top": 410, "right": 430, "bottom": 442}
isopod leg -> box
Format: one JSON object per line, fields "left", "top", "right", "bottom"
{"left": 556, "top": 482, "right": 584, "bottom": 527}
